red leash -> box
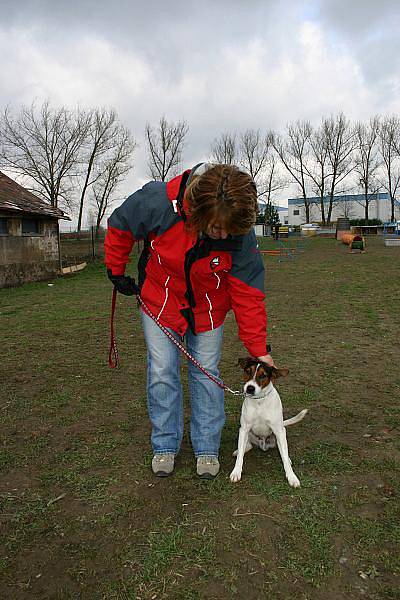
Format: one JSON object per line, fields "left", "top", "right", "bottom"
{"left": 108, "top": 289, "right": 243, "bottom": 395}
{"left": 108, "top": 288, "right": 119, "bottom": 369}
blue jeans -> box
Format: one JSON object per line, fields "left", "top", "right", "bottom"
{"left": 141, "top": 311, "right": 225, "bottom": 457}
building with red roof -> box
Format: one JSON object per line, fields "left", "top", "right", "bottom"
{"left": 0, "top": 171, "right": 70, "bottom": 287}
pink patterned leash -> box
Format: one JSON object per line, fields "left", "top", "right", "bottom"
{"left": 109, "top": 288, "right": 243, "bottom": 396}
{"left": 108, "top": 288, "right": 119, "bottom": 369}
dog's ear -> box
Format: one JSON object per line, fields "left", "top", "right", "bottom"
{"left": 238, "top": 357, "right": 251, "bottom": 369}
{"left": 271, "top": 367, "right": 289, "bottom": 379}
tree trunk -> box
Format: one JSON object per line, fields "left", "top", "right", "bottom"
{"left": 77, "top": 154, "right": 95, "bottom": 231}
{"left": 305, "top": 200, "right": 310, "bottom": 222}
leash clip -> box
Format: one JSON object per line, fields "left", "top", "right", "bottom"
{"left": 225, "top": 388, "right": 245, "bottom": 397}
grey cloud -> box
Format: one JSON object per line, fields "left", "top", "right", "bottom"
{"left": 315, "top": 0, "right": 399, "bottom": 34}
{"left": 314, "top": 0, "right": 400, "bottom": 84}
{"left": 2, "top": 0, "right": 281, "bottom": 87}
{"left": 1, "top": 0, "right": 400, "bottom": 223}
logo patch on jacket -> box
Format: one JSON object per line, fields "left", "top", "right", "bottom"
{"left": 210, "top": 256, "right": 220, "bottom": 270}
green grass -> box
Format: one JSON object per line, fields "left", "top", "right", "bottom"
{"left": 281, "top": 491, "right": 341, "bottom": 585}
{"left": 1, "top": 236, "right": 400, "bottom": 598}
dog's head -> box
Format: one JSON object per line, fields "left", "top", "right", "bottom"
{"left": 238, "top": 357, "right": 289, "bottom": 397}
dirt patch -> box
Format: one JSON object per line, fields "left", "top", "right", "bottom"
{"left": 1, "top": 237, "right": 400, "bottom": 599}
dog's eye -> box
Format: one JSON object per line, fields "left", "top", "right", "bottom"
{"left": 258, "top": 373, "right": 267, "bottom": 380}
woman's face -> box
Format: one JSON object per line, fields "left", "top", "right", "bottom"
{"left": 206, "top": 222, "right": 229, "bottom": 240}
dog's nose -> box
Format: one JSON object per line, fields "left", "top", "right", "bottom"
{"left": 246, "top": 384, "right": 255, "bottom": 395}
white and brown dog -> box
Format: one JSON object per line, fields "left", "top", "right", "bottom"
{"left": 230, "top": 358, "right": 307, "bottom": 487}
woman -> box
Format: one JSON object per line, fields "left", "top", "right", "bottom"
{"left": 104, "top": 163, "right": 274, "bottom": 479}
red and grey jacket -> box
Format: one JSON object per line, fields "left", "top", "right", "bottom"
{"left": 104, "top": 167, "right": 268, "bottom": 356}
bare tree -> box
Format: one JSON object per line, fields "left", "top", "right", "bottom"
{"left": 210, "top": 129, "right": 285, "bottom": 220}
{"left": 271, "top": 121, "right": 312, "bottom": 222}
{"left": 324, "top": 113, "right": 358, "bottom": 223}
{"left": 300, "top": 203, "right": 319, "bottom": 223}
{"left": 393, "top": 126, "right": 400, "bottom": 158}
{"left": 209, "top": 132, "right": 238, "bottom": 164}
{"left": 378, "top": 115, "right": 400, "bottom": 222}
{"left": 91, "top": 127, "right": 136, "bottom": 235}
{"left": 304, "top": 121, "right": 331, "bottom": 224}
{"left": 339, "top": 196, "right": 357, "bottom": 219}
{"left": 353, "top": 116, "right": 381, "bottom": 220}
{"left": 145, "top": 116, "right": 188, "bottom": 181}
{"left": 260, "top": 153, "right": 288, "bottom": 220}
{"left": 240, "top": 128, "right": 272, "bottom": 218}
{"left": 239, "top": 129, "right": 270, "bottom": 184}
{"left": 0, "top": 101, "right": 89, "bottom": 209}
{"left": 77, "top": 108, "right": 127, "bottom": 231}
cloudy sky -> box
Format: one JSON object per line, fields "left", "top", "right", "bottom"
{"left": 1, "top": 0, "right": 400, "bottom": 224}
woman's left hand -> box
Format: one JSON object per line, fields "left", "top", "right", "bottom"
{"left": 257, "top": 354, "right": 276, "bottom": 368}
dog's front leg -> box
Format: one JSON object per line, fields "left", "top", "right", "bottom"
{"left": 230, "top": 426, "right": 250, "bottom": 482}
{"left": 271, "top": 424, "right": 300, "bottom": 488}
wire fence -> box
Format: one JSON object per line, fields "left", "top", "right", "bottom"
{"left": 60, "top": 228, "right": 105, "bottom": 266}
{"left": 59, "top": 226, "right": 319, "bottom": 268}
{"left": 60, "top": 227, "right": 143, "bottom": 268}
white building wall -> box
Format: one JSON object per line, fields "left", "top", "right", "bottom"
{"left": 288, "top": 197, "right": 399, "bottom": 226}
{"left": 278, "top": 209, "right": 289, "bottom": 224}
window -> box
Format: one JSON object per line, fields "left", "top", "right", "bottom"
{"left": 22, "top": 218, "right": 40, "bottom": 234}
{"left": 0, "top": 218, "right": 8, "bottom": 235}
{"left": 293, "top": 209, "right": 300, "bottom": 216}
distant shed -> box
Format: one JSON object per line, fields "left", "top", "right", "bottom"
{"left": 0, "top": 171, "right": 70, "bottom": 288}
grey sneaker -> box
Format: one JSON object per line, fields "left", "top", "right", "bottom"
{"left": 197, "top": 456, "right": 220, "bottom": 479}
{"left": 152, "top": 454, "right": 175, "bottom": 477}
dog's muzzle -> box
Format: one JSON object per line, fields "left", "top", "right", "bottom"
{"left": 245, "top": 384, "right": 256, "bottom": 395}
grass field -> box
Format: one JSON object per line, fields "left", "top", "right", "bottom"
{"left": 1, "top": 236, "right": 400, "bottom": 599}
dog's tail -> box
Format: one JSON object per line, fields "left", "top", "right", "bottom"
{"left": 283, "top": 409, "right": 308, "bottom": 427}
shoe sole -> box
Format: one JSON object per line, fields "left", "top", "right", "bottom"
{"left": 197, "top": 472, "right": 218, "bottom": 480}
{"left": 153, "top": 470, "right": 173, "bottom": 477}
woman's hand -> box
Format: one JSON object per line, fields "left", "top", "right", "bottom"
{"left": 257, "top": 354, "right": 276, "bottom": 368}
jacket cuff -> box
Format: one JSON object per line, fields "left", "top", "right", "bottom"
{"left": 106, "top": 265, "right": 125, "bottom": 276}
{"left": 246, "top": 342, "right": 268, "bottom": 357}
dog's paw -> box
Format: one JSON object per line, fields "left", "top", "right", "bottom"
{"left": 230, "top": 469, "right": 242, "bottom": 483}
{"left": 232, "top": 449, "right": 238, "bottom": 457}
{"left": 287, "top": 473, "right": 300, "bottom": 488}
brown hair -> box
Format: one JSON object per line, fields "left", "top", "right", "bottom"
{"left": 185, "top": 164, "right": 258, "bottom": 236}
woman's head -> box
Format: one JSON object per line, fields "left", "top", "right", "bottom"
{"left": 185, "top": 164, "right": 258, "bottom": 238}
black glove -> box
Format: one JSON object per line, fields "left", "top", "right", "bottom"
{"left": 107, "top": 269, "right": 140, "bottom": 296}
